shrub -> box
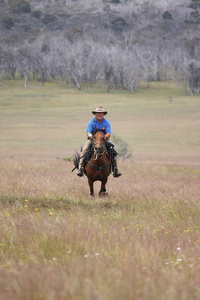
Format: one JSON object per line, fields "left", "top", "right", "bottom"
{"left": 22, "top": 24, "right": 31, "bottom": 32}
{"left": 2, "top": 16, "right": 14, "bottom": 29}
{"left": 162, "top": 11, "right": 173, "bottom": 20}
{"left": 9, "top": 0, "right": 31, "bottom": 14}
{"left": 112, "top": 134, "right": 132, "bottom": 161}
{"left": 111, "top": 0, "right": 121, "bottom": 3}
{"left": 189, "top": 0, "right": 200, "bottom": 10}
{"left": 42, "top": 14, "right": 56, "bottom": 24}
{"left": 31, "top": 10, "right": 42, "bottom": 19}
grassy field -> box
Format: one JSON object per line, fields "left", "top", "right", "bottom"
{"left": 0, "top": 80, "right": 200, "bottom": 160}
{"left": 0, "top": 80, "right": 200, "bottom": 299}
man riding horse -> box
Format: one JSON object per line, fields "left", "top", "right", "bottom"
{"left": 76, "top": 106, "right": 122, "bottom": 178}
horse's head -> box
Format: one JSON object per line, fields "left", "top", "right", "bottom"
{"left": 93, "top": 126, "right": 105, "bottom": 156}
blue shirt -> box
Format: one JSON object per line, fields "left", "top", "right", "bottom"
{"left": 86, "top": 117, "right": 111, "bottom": 135}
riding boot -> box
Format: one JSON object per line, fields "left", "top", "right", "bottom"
{"left": 76, "top": 140, "right": 92, "bottom": 177}
{"left": 112, "top": 158, "right": 122, "bottom": 178}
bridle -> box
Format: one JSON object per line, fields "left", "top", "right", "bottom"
{"left": 87, "top": 131, "right": 110, "bottom": 171}
{"left": 92, "top": 131, "right": 107, "bottom": 160}
{"left": 93, "top": 142, "right": 106, "bottom": 159}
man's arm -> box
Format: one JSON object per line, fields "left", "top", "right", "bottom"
{"left": 105, "top": 133, "right": 111, "bottom": 140}
{"left": 86, "top": 132, "right": 93, "bottom": 139}
{"left": 105, "top": 120, "right": 111, "bottom": 140}
{"left": 86, "top": 119, "right": 94, "bottom": 139}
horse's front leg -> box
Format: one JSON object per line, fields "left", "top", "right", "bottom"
{"left": 99, "top": 179, "right": 108, "bottom": 197}
{"left": 88, "top": 178, "right": 94, "bottom": 197}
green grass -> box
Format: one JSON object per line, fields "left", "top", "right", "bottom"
{"left": 0, "top": 79, "right": 200, "bottom": 157}
{"left": 0, "top": 80, "right": 200, "bottom": 299}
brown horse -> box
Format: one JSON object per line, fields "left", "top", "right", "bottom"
{"left": 85, "top": 126, "right": 111, "bottom": 196}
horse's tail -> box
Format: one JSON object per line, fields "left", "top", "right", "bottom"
{"left": 71, "top": 150, "right": 80, "bottom": 172}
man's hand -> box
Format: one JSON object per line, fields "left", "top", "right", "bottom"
{"left": 87, "top": 133, "right": 93, "bottom": 140}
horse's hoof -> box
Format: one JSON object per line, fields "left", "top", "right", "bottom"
{"left": 99, "top": 191, "right": 108, "bottom": 197}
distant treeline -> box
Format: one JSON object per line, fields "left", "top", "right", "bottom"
{"left": 1, "top": 36, "right": 200, "bottom": 95}
{"left": 1, "top": 0, "right": 200, "bottom": 94}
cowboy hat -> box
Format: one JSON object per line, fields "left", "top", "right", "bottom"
{"left": 92, "top": 106, "right": 107, "bottom": 115}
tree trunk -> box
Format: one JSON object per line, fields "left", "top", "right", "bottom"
{"left": 106, "top": 81, "right": 110, "bottom": 93}
{"left": 24, "top": 74, "right": 28, "bottom": 88}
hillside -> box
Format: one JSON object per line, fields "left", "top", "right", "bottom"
{"left": 0, "top": 0, "right": 197, "bottom": 45}
{"left": 1, "top": 0, "right": 200, "bottom": 94}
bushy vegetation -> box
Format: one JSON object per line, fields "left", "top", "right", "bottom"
{"left": 1, "top": 16, "right": 14, "bottom": 29}
{"left": 42, "top": 14, "right": 56, "bottom": 24}
{"left": 111, "top": 134, "right": 132, "bottom": 161}
{"left": 189, "top": 0, "right": 200, "bottom": 9}
{"left": 8, "top": 0, "right": 31, "bottom": 14}
{"left": 162, "top": 11, "right": 173, "bottom": 20}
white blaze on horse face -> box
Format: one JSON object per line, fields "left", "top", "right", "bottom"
{"left": 93, "top": 132, "right": 104, "bottom": 160}
{"left": 94, "top": 144, "right": 101, "bottom": 159}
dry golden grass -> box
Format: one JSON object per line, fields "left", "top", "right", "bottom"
{"left": 0, "top": 80, "right": 200, "bottom": 299}
{"left": 0, "top": 159, "right": 200, "bottom": 300}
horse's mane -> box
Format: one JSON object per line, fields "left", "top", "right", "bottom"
{"left": 94, "top": 129, "right": 105, "bottom": 135}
